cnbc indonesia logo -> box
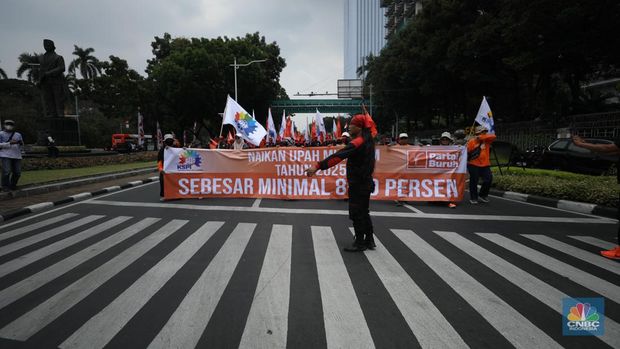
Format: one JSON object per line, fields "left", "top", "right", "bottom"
{"left": 563, "top": 298, "right": 604, "bottom": 336}
{"left": 177, "top": 150, "right": 203, "bottom": 171}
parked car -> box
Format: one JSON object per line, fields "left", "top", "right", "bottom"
{"left": 540, "top": 138, "right": 618, "bottom": 175}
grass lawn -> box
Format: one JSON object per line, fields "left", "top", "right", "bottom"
{"left": 491, "top": 166, "right": 619, "bottom": 207}
{"left": 19, "top": 161, "right": 156, "bottom": 186}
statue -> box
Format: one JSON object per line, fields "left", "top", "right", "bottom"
{"left": 38, "top": 39, "right": 66, "bottom": 117}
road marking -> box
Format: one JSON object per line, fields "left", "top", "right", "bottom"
{"left": 312, "top": 226, "right": 374, "bottom": 349}
{"left": 0, "top": 181, "right": 157, "bottom": 229}
{"left": 392, "top": 229, "right": 562, "bottom": 349}
{"left": 523, "top": 234, "right": 620, "bottom": 275}
{"left": 148, "top": 223, "right": 254, "bottom": 349}
{"left": 60, "top": 220, "right": 224, "bottom": 349}
{"left": 0, "top": 218, "right": 160, "bottom": 313}
{"left": 435, "top": 230, "right": 620, "bottom": 348}
{"left": 569, "top": 236, "right": 617, "bottom": 250}
{"left": 403, "top": 203, "right": 424, "bottom": 213}
{"left": 0, "top": 216, "right": 131, "bottom": 278}
{"left": 488, "top": 193, "right": 612, "bottom": 220}
{"left": 239, "top": 224, "right": 292, "bottom": 349}
{"left": 0, "top": 213, "right": 78, "bottom": 241}
{"left": 252, "top": 198, "right": 262, "bottom": 208}
{"left": 85, "top": 200, "right": 615, "bottom": 224}
{"left": 351, "top": 228, "right": 466, "bottom": 348}
{"left": 0, "top": 215, "right": 104, "bottom": 257}
{"left": 0, "top": 219, "right": 187, "bottom": 341}
{"left": 478, "top": 233, "right": 620, "bottom": 304}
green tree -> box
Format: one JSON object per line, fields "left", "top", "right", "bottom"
{"left": 145, "top": 32, "right": 287, "bottom": 138}
{"left": 0, "top": 61, "right": 7, "bottom": 79}
{"left": 68, "top": 45, "right": 102, "bottom": 80}
{"left": 16, "top": 52, "right": 41, "bottom": 83}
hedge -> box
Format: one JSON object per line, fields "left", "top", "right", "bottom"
{"left": 491, "top": 168, "right": 618, "bottom": 208}
{"left": 22, "top": 152, "right": 158, "bottom": 171}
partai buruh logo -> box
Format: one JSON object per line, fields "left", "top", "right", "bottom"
{"left": 177, "top": 149, "right": 202, "bottom": 171}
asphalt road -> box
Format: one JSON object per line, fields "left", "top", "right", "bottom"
{"left": 0, "top": 181, "right": 618, "bottom": 349}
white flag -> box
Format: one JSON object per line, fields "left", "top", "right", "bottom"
{"left": 278, "top": 110, "right": 286, "bottom": 139}
{"left": 332, "top": 118, "right": 336, "bottom": 137}
{"left": 156, "top": 121, "right": 163, "bottom": 149}
{"left": 137, "top": 111, "right": 145, "bottom": 146}
{"left": 475, "top": 96, "right": 495, "bottom": 134}
{"left": 266, "top": 108, "right": 277, "bottom": 144}
{"left": 222, "top": 95, "right": 267, "bottom": 146}
{"left": 314, "top": 109, "right": 326, "bottom": 141}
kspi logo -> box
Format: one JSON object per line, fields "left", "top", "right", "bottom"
{"left": 563, "top": 298, "right": 604, "bottom": 336}
{"left": 407, "top": 150, "right": 460, "bottom": 169}
{"left": 177, "top": 150, "right": 203, "bottom": 171}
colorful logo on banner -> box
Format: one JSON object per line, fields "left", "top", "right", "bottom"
{"left": 235, "top": 112, "right": 259, "bottom": 135}
{"left": 407, "top": 150, "right": 461, "bottom": 169}
{"left": 177, "top": 149, "right": 203, "bottom": 171}
{"left": 563, "top": 298, "right": 604, "bottom": 336}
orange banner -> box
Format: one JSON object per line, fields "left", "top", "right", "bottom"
{"left": 163, "top": 146, "right": 467, "bottom": 201}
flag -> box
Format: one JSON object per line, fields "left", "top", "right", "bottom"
{"left": 156, "top": 121, "right": 163, "bottom": 149}
{"left": 278, "top": 110, "right": 286, "bottom": 140}
{"left": 332, "top": 118, "right": 337, "bottom": 138}
{"left": 285, "top": 116, "right": 293, "bottom": 138}
{"left": 209, "top": 138, "right": 218, "bottom": 149}
{"left": 336, "top": 117, "right": 342, "bottom": 138}
{"left": 227, "top": 129, "right": 234, "bottom": 143}
{"left": 475, "top": 96, "right": 495, "bottom": 134}
{"left": 304, "top": 120, "right": 310, "bottom": 144}
{"left": 266, "top": 108, "right": 277, "bottom": 144}
{"left": 137, "top": 111, "right": 145, "bottom": 147}
{"left": 311, "top": 121, "right": 317, "bottom": 139}
{"left": 222, "top": 95, "right": 267, "bottom": 146}
{"left": 192, "top": 121, "right": 198, "bottom": 143}
{"left": 314, "top": 109, "right": 326, "bottom": 142}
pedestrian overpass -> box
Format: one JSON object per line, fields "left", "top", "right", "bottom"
{"left": 270, "top": 99, "right": 370, "bottom": 115}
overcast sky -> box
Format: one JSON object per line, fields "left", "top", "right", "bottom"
{"left": 0, "top": 0, "right": 344, "bottom": 101}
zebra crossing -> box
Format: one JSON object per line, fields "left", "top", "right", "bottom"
{"left": 0, "top": 212, "right": 618, "bottom": 348}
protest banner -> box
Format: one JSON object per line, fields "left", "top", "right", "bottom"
{"left": 162, "top": 146, "right": 467, "bottom": 201}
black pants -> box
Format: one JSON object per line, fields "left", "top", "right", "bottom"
{"left": 468, "top": 165, "right": 492, "bottom": 200}
{"left": 348, "top": 182, "right": 374, "bottom": 244}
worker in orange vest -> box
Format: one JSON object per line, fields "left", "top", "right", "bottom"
{"left": 466, "top": 126, "right": 496, "bottom": 204}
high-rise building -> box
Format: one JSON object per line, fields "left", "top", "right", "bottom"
{"left": 381, "top": 0, "right": 423, "bottom": 39}
{"left": 343, "top": 0, "right": 387, "bottom": 79}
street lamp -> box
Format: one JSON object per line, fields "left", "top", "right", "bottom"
{"left": 230, "top": 57, "right": 267, "bottom": 101}
{"left": 73, "top": 86, "right": 82, "bottom": 146}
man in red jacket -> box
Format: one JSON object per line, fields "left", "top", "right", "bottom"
{"left": 467, "top": 126, "right": 497, "bottom": 204}
{"left": 306, "top": 114, "right": 377, "bottom": 252}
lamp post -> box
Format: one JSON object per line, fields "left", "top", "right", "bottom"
{"left": 230, "top": 57, "right": 267, "bottom": 101}
{"left": 73, "top": 86, "right": 82, "bottom": 146}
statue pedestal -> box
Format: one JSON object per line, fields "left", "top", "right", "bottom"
{"left": 37, "top": 117, "right": 79, "bottom": 146}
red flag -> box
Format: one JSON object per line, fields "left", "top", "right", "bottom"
{"left": 227, "top": 130, "right": 234, "bottom": 143}
{"left": 284, "top": 116, "right": 293, "bottom": 138}
{"left": 209, "top": 138, "right": 218, "bottom": 149}
{"left": 336, "top": 118, "right": 342, "bottom": 138}
{"left": 311, "top": 121, "right": 317, "bottom": 139}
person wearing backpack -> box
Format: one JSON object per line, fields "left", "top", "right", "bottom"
{"left": 467, "top": 125, "right": 496, "bottom": 204}
{"left": 0, "top": 120, "right": 24, "bottom": 191}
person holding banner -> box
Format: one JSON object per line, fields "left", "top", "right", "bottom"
{"left": 467, "top": 125, "right": 496, "bottom": 204}
{"left": 158, "top": 134, "right": 175, "bottom": 200}
{"left": 306, "top": 114, "right": 378, "bottom": 252}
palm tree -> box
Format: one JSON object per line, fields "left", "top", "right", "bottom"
{"left": 69, "top": 45, "right": 101, "bottom": 80}
{"left": 17, "top": 52, "right": 41, "bottom": 83}
{"left": 0, "top": 60, "right": 7, "bottom": 79}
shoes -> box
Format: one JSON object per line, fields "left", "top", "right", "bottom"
{"left": 600, "top": 246, "right": 620, "bottom": 260}
{"left": 478, "top": 196, "right": 490, "bottom": 203}
{"left": 364, "top": 239, "right": 376, "bottom": 250}
{"left": 469, "top": 199, "right": 478, "bottom": 204}
{"left": 159, "top": 197, "right": 166, "bottom": 202}
{"left": 448, "top": 203, "right": 457, "bottom": 208}
{"left": 343, "top": 242, "right": 367, "bottom": 252}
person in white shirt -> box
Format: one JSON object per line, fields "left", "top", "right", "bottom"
{"left": 232, "top": 133, "right": 247, "bottom": 150}
{"left": 0, "top": 120, "right": 24, "bottom": 191}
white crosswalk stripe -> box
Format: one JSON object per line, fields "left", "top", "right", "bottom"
{"left": 312, "top": 226, "right": 375, "bottom": 349}
{"left": 436, "top": 230, "right": 620, "bottom": 348}
{"left": 0, "top": 212, "right": 617, "bottom": 348}
{"left": 569, "top": 235, "right": 617, "bottom": 250}
{"left": 523, "top": 234, "right": 620, "bottom": 275}
{"left": 479, "top": 233, "right": 620, "bottom": 304}
{"left": 392, "top": 229, "right": 563, "bottom": 349}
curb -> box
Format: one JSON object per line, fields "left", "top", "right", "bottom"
{"left": 0, "top": 176, "right": 159, "bottom": 223}
{"left": 0, "top": 168, "right": 157, "bottom": 201}
{"left": 489, "top": 188, "right": 618, "bottom": 219}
